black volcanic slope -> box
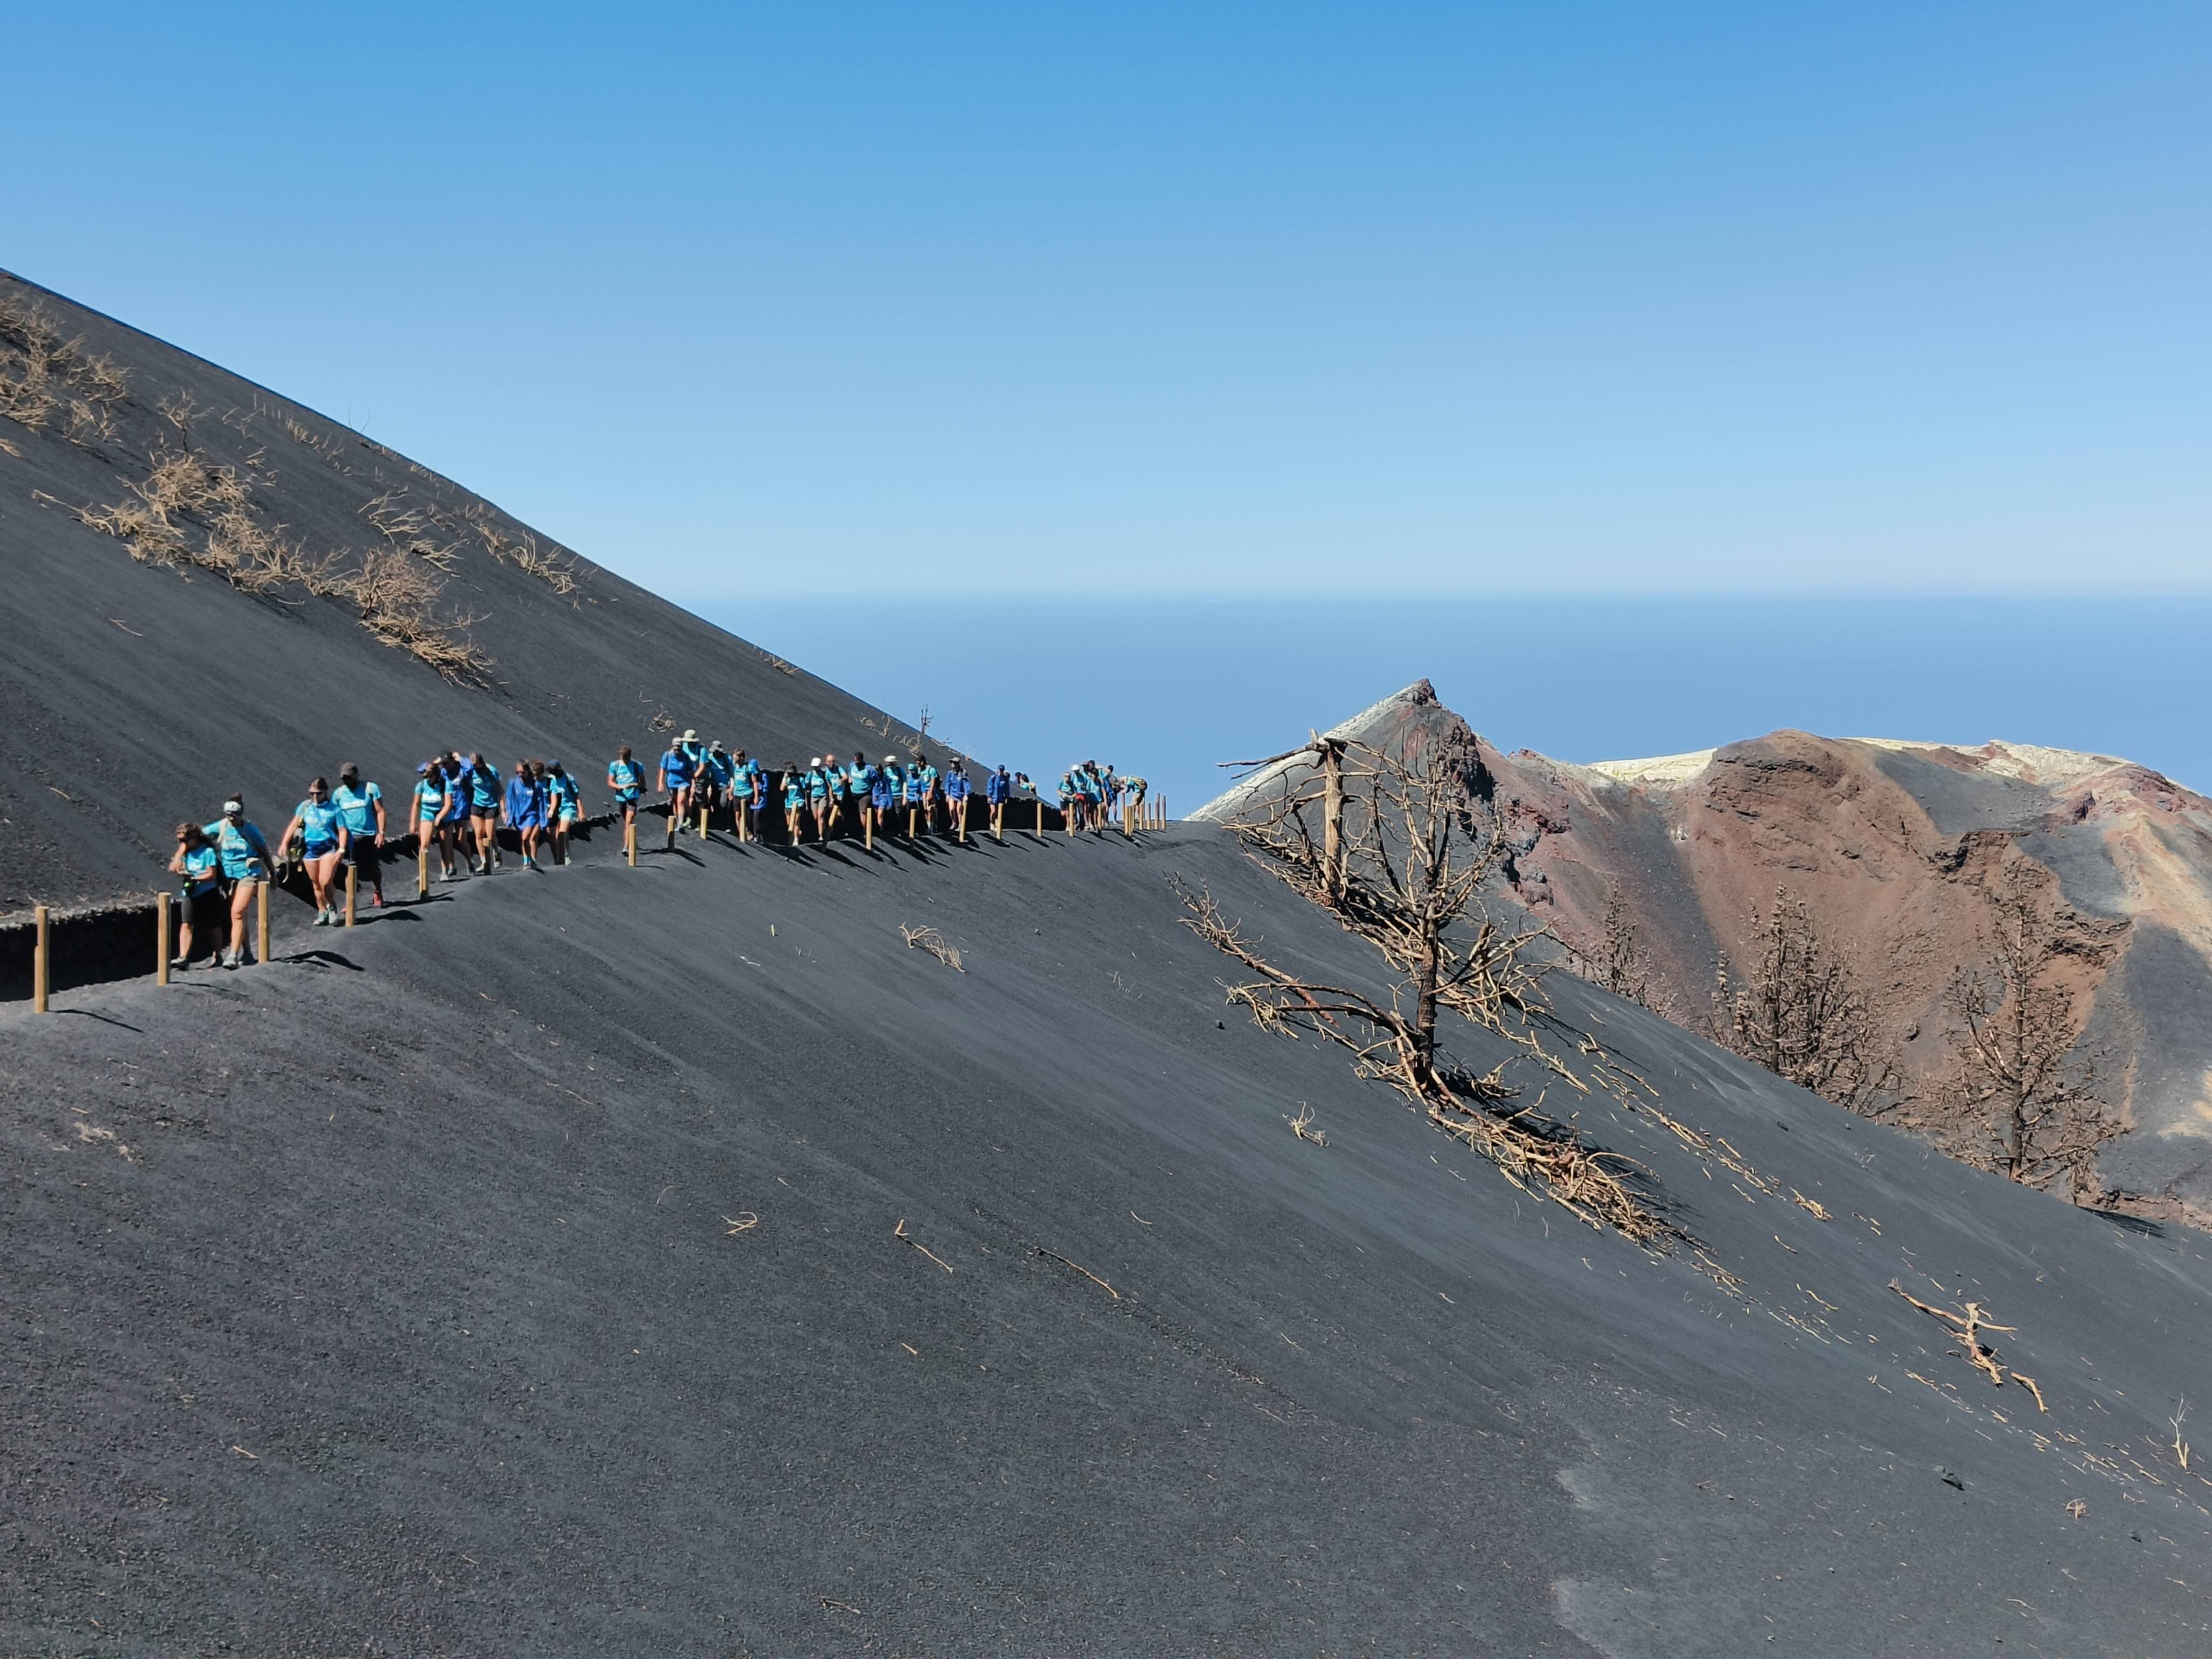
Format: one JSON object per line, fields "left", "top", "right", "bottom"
{"left": 8, "top": 821, "right": 2212, "bottom": 1656}
{"left": 7, "top": 276, "right": 2212, "bottom": 1656}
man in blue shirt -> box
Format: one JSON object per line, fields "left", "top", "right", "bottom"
{"left": 464, "top": 752, "right": 502, "bottom": 873}
{"left": 332, "top": 763, "right": 387, "bottom": 907}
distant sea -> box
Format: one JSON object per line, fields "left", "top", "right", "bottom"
{"left": 694, "top": 597, "right": 2212, "bottom": 817}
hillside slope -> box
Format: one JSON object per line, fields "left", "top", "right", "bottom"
{"left": 0, "top": 268, "right": 952, "bottom": 914}
{"left": 1198, "top": 683, "right": 2212, "bottom": 1222}
{"left": 8, "top": 816, "right": 2212, "bottom": 1655}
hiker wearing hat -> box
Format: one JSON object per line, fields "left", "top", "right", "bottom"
{"left": 804, "top": 757, "right": 834, "bottom": 841}
{"left": 202, "top": 795, "right": 274, "bottom": 968}
{"left": 274, "top": 777, "right": 347, "bottom": 925}
{"left": 985, "top": 764, "right": 1011, "bottom": 838}
{"left": 659, "top": 731, "right": 697, "bottom": 844}
{"left": 705, "top": 742, "right": 734, "bottom": 831}
{"left": 943, "top": 760, "right": 972, "bottom": 839}
{"left": 333, "top": 763, "right": 386, "bottom": 907}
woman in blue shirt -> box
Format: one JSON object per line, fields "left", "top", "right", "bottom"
{"left": 167, "top": 822, "right": 225, "bottom": 967}
{"left": 780, "top": 762, "right": 806, "bottom": 843}
{"left": 201, "top": 796, "right": 274, "bottom": 968}
{"left": 275, "top": 778, "right": 348, "bottom": 927}
{"left": 413, "top": 762, "right": 455, "bottom": 882}
{"left": 502, "top": 759, "right": 549, "bottom": 870}
{"left": 544, "top": 762, "right": 582, "bottom": 865}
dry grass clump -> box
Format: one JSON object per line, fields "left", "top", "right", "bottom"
{"left": 0, "top": 290, "right": 129, "bottom": 446}
{"left": 900, "top": 925, "right": 966, "bottom": 972}
{"left": 351, "top": 549, "right": 490, "bottom": 682}
{"left": 467, "top": 505, "right": 583, "bottom": 595}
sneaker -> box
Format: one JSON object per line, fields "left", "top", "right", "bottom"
{"left": 220, "top": 949, "right": 239, "bottom": 970}
{"left": 313, "top": 909, "right": 331, "bottom": 927}
{"left": 172, "top": 956, "right": 191, "bottom": 974}
{"left": 523, "top": 856, "right": 538, "bottom": 870}
{"left": 441, "top": 869, "right": 459, "bottom": 883}
{"left": 371, "top": 892, "right": 385, "bottom": 908}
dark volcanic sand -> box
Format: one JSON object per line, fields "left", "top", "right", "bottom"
{"left": 6, "top": 820, "right": 2211, "bottom": 1655}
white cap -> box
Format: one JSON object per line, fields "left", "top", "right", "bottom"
{"left": 222, "top": 799, "right": 242, "bottom": 815}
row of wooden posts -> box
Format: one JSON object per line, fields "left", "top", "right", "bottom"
{"left": 22, "top": 793, "right": 1174, "bottom": 1011}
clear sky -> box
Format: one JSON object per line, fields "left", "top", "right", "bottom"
{"left": 8, "top": 4, "right": 2208, "bottom": 601}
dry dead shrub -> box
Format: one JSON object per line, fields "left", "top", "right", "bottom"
{"left": 900, "top": 925, "right": 965, "bottom": 972}
{"left": 0, "top": 289, "right": 129, "bottom": 444}
{"left": 467, "top": 505, "right": 582, "bottom": 595}
{"left": 349, "top": 549, "right": 490, "bottom": 682}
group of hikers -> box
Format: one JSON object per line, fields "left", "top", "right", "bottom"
{"left": 162, "top": 733, "right": 1149, "bottom": 969}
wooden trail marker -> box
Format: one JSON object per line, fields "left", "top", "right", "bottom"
{"left": 665, "top": 806, "right": 677, "bottom": 850}
{"left": 626, "top": 818, "right": 638, "bottom": 867}
{"left": 698, "top": 805, "right": 710, "bottom": 838}
{"left": 417, "top": 845, "right": 430, "bottom": 899}
{"left": 1036, "top": 799, "right": 1045, "bottom": 841}
{"left": 156, "top": 893, "right": 171, "bottom": 984}
{"left": 256, "top": 881, "right": 270, "bottom": 966}
{"left": 960, "top": 799, "right": 969, "bottom": 844}
{"left": 33, "top": 904, "right": 50, "bottom": 1012}
{"left": 345, "top": 865, "right": 358, "bottom": 927}
{"left": 865, "top": 808, "right": 873, "bottom": 852}
{"left": 1122, "top": 795, "right": 1132, "bottom": 838}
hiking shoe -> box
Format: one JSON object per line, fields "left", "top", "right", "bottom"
{"left": 523, "top": 856, "right": 538, "bottom": 870}
{"left": 220, "top": 949, "right": 239, "bottom": 970}
{"left": 313, "top": 909, "right": 331, "bottom": 927}
{"left": 371, "top": 892, "right": 385, "bottom": 908}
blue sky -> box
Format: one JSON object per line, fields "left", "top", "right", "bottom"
{"left": 8, "top": 4, "right": 2209, "bottom": 601}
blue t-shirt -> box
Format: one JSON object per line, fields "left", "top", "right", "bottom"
{"left": 806, "top": 767, "right": 831, "bottom": 801}
{"left": 440, "top": 771, "right": 471, "bottom": 820}
{"left": 547, "top": 774, "right": 579, "bottom": 816}
{"left": 180, "top": 845, "right": 220, "bottom": 894}
{"left": 467, "top": 765, "right": 501, "bottom": 811}
{"left": 945, "top": 771, "right": 970, "bottom": 800}
{"left": 414, "top": 779, "right": 446, "bottom": 822}
{"left": 707, "top": 752, "right": 733, "bottom": 788}
{"left": 660, "top": 748, "right": 693, "bottom": 788}
{"left": 203, "top": 818, "right": 272, "bottom": 880}
{"left": 731, "top": 760, "right": 758, "bottom": 800}
{"left": 332, "top": 780, "right": 381, "bottom": 835}
{"left": 608, "top": 760, "right": 642, "bottom": 800}
{"left": 295, "top": 799, "right": 344, "bottom": 851}
{"left": 782, "top": 774, "right": 806, "bottom": 810}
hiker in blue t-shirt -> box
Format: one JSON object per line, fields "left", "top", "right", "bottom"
{"left": 465, "top": 752, "right": 503, "bottom": 873}
{"left": 201, "top": 796, "right": 273, "bottom": 968}
{"left": 413, "top": 763, "right": 455, "bottom": 881}
{"left": 985, "top": 764, "right": 1011, "bottom": 837}
{"left": 705, "top": 743, "right": 734, "bottom": 832}
{"left": 276, "top": 777, "right": 348, "bottom": 926}
{"left": 844, "top": 751, "right": 874, "bottom": 841}
{"left": 730, "top": 750, "right": 762, "bottom": 841}
{"left": 780, "top": 763, "right": 806, "bottom": 842}
{"left": 803, "top": 758, "right": 833, "bottom": 842}
{"left": 439, "top": 755, "right": 471, "bottom": 877}
{"left": 333, "top": 763, "right": 386, "bottom": 907}
{"left": 545, "top": 762, "right": 581, "bottom": 865}
{"left": 659, "top": 738, "right": 695, "bottom": 845}
{"left": 871, "top": 758, "right": 899, "bottom": 838}
{"left": 502, "top": 759, "right": 549, "bottom": 870}
{"left": 167, "top": 822, "right": 225, "bottom": 968}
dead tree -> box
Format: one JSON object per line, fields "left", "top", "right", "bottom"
{"left": 1190, "top": 731, "right": 1673, "bottom": 1245}
{"left": 1576, "top": 883, "right": 1653, "bottom": 1009}
{"left": 1928, "top": 873, "right": 2123, "bottom": 1199}
{"left": 1710, "top": 887, "right": 1897, "bottom": 1115}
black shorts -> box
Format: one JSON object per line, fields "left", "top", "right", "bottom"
{"left": 345, "top": 837, "right": 380, "bottom": 877}
{"left": 186, "top": 888, "right": 225, "bottom": 939}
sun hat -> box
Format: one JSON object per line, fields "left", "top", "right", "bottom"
{"left": 682, "top": 728, "right": 698, "bottom": 741}
{"left": 222, "top": 799, "right": 242, "bottom": 815}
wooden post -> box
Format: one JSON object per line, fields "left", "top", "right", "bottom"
{"left": 865, "top": 807, "right": 873, "bottom": 852}
{"left": 256, "top": 881, "right": 270, "bottom": 966}
{"left": 626, "top": 817, "right": 637, "bottom": 867}
{"left": 33, "top": 905, "right": 49, "bottom": 1012}
{"left": 960, "top": 798, "right": 969, "bottom": 844}
{"left": 417, "top": 845, "right": 429, "bottom": 900}
{"left": 1036, "top": 798, "right": 1045, "bottom": 842}
{"left": 1122, "top": 792, "right": 1132, "bottom": 838}
{"left": 345, "top": 865, "right": 358, "bottom": 928}
{"left": 698, "top": 805, "right": 709, "bottom": 838}
{"left": 665, "top": 805, "right": 676, "bottom": 850}
{"left": 157, "top": 894, "right": 172, "bottom": 984}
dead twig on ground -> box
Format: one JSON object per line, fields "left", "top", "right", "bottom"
{"left": 1889, "top": 1281, "right": 2015, "bottom": 1386}
{"left": 1286, "top": 1103, "right": 1328, "bottom": 1146}
{"left": 894, "top": 1218, "right": 954, "bottom": 1274}
{"left": 721, "top": 1212, "right": 759, "bottom": 1236}
{"left": 1035, "top": 1247, "right": 1120, "bottom": 1300}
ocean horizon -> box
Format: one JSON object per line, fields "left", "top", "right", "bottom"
{"left": 692, "top": 595, "right": 2212, "bottom": 815}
